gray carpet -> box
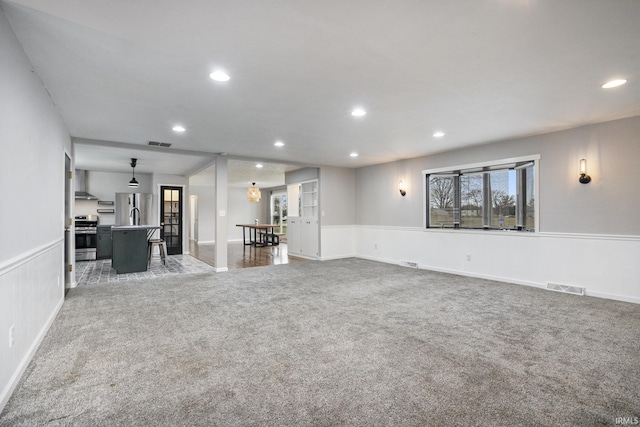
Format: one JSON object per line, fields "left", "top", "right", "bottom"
{"left": 1, "top": 258, "right": 639, "bottom": 426}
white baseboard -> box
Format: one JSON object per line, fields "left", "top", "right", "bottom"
{"left": 354, "top": 254, "right": 397, "bottom": 264}
{"left": 585, "top": 290, "right": 640, "bottom": 305}
{"left": 355, "top": 255, "right": 640, "bottom": 305}
{"left": 290, "top": 254, "right": 319, "bottom": 261}
{"left": 354, "top": 225, "right": 640, "bottom": 305}
{"left": 415, "top": 263, "right": 546, "bottom": 290}
{"left": 319, "top": 253, "right": 357, "bottom": 261}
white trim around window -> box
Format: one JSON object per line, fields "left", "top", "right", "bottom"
{"left": 422, "top": 154, "right": 541, "bottom": 231}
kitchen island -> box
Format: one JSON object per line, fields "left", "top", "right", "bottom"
{"left": 111, "top": 225, "right": 160, "bottom": 274}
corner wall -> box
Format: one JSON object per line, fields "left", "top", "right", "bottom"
{"left": 0, "top": 8, "right": 70, "bottom": 411}
{"left": 319, "top": 166, "right": 357, "bottom": 260}
{"left": 349, "top": 116, "right": 640, "bottom": 303}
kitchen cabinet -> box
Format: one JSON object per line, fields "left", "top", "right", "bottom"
{"left": 96, "top": 225, "right": 112, "bottom": 259}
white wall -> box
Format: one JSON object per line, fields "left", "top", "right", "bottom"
{"left": 355, "top": 116, "right": 640, "bottom": 234}
{"left": 189, "top": 185, "right": 264, "bottom": 243}
{"left": 318, "top": 166, "right": 357, "bottom": 259}
{"left": 229, "top": 187, "right": 265, "bottom": 241}
{"left": 74, "top": 170, "right": 153, "bottom": 225}
{"left": 89, "top": 170, "right": 153, "bottom": 198}
{"left": 0, "top": 8, "right": 69, "bottom": 411}
{"left": 190, "top": 185, "right": 215, "bottom": 243}
{"left": 319, "top": 166, "right": 355, "bottom": 226}
{"left": 354, "top": 226, "right": 640, "bottom": 303}
{"left": 342, "top": 116, "right": 640, "bottom": 303}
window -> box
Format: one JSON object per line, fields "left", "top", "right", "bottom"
{"left": 425, "top": 157, "right": 537, "bottom": 231}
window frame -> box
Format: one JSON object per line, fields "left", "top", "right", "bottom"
{"left": 422, "top": 155, "right": 540, "bottom": 232}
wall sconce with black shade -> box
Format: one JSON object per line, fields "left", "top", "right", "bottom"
{"left": 399, "top": 180, "right": 407, "bottom": 196}
{"left": 128, "top": 158, "right": 139, "bottom": 188}
{"left": 579, "top": 159, "right": 591, "bottom": 184}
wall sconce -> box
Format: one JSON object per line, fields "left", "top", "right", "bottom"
{"left": 399, "top": 180, "right": 407, "bottom": 196}
{"left": 579, "top": 159, "right": 591, "bottom": 184}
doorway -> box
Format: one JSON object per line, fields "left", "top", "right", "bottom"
{"left": 64, "top": 153, "right": 72, "bottom": 293}
{"left": 271, "top": 191, "right": 288, "bottom": 234}
{"left": 161, "top": 186, "right": 183, "bottom": 255}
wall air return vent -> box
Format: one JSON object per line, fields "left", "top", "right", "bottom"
{"left": 148, "top": 141, "right": 172, "bottom": 147}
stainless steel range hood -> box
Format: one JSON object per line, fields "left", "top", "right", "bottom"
{"left": 75, "top": 169, "right": 98, "bottom": 200}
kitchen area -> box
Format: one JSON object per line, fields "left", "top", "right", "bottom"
{"left": 73, "top": 167, "right": 214, "bottom": 285}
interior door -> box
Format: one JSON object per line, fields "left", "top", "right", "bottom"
{"left": 161, "top": 186, "right": 183, "bottom": 255}
{"left": 64, "top": 153, "right": 72, "bottom": 294}
{"left": 270, "top": 191, "right": 287, "bottom": 234}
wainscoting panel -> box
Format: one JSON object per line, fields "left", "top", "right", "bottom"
{"left": 320, "top": 225, "right": 357, "bottom": 261}
{"left": 351, "top": 226, "right": 640, "bottom": 304}
{"left": 0, "top": 240, "right": 64, "bottom": 412}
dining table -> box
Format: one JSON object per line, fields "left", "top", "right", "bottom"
{"left": 236, "top": 224, "right": 280, "bottom": 247}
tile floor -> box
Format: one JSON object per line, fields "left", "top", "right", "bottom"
{"left": 75, "top": 254, "right": 215, "bottom": 286}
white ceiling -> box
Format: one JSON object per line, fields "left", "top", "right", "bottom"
{"left": 74, "top": 139, "right": 300, "bottom": 188}
{"left": 190, "top": 160, "right": 299, "bottom": 189}
{"left": 3, "top": 0, "right": 640, "bottom": 176}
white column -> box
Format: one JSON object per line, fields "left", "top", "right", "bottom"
{"left": 213, "top": 156, "right": 228, "bottom": 272}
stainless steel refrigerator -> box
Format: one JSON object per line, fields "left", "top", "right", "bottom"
{"left": 115, "top": 193, "right": 153, "bottom": 226}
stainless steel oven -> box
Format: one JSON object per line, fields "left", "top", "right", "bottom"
{"left": 75, "top": 215, "right": 99, "bottom": 261}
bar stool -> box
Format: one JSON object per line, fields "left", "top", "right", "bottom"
{"left": 148, "top": 238, "right": 167, "bottom": 266}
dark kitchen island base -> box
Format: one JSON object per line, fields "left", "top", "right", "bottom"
{"left": 111, "top": 226, "right": 160, "bottom": 274}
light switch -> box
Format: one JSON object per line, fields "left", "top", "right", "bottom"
{"left": 219, "top": 210, "right": 226, "bottom": 217}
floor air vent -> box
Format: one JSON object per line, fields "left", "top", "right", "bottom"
{"left": 546, "top": 283, "right": 585, "bottom": 296}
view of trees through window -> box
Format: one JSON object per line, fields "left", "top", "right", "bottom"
{"left": 427, "top": 161, "right": 535, "bottom": 231}
{"left": 271, "top": 193, "right": 288, "bottom": 233}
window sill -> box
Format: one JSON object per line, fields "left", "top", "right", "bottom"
{"left": 424, "top": 227, "right": 538, "bottom": 236}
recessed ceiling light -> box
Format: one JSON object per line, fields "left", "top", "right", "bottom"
{"left": 210, "top": 70, "right": 230, "bottom": 82}
{"left": 601, "top": 79, "right": 627, "bottom": 89}
{"left": 172, "top": 125, "right": 186, "bottom": 132}
{"left": 350, "top": 152, "right": 359, "bottom": 158}
{"left": 351, "top": 108, "right": 366, "bottom": 117}
{"left": 274, "top": 141, "right": 285, "bottom": 147}
{"left": 256, "top": 163, "right": 263, "bottom": 168}
{"left": 433, "top": 131, "right": 445, "bottom": 138}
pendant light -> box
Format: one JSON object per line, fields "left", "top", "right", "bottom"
{"left": 247, "top": 182, "right": 261, "bottom": 202}
{"left": 129, "top": 158, "right": 139, "bottom": 188}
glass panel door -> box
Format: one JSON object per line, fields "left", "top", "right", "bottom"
{"left": 271, "top": 192, "right": 288, "bottom": 234}
{"left": 161, "top": 186, "right": 183, "bottom": 255}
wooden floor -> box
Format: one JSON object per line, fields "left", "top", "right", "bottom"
{"left": 188, "top": 240, "right": 308, "bottom": 270}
